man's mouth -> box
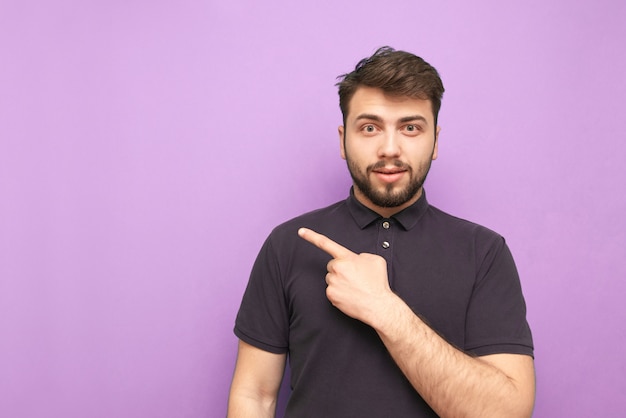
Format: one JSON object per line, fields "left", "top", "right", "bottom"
{"left": 372, "top": 166, "right": 408, "bottom": 183}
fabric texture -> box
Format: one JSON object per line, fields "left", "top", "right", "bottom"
{"left": 235, "top": 190, "right": 533, "bottom": 417}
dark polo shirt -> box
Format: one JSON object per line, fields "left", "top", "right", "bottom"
{"left": 235, "top": 190, "right": 533, "bottom": 417}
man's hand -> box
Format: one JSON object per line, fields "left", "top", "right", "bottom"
{"left": 298, "top": 227, "right": 396, "bottom": 325}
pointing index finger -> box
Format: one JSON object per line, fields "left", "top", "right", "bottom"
{"left": 298, "top": 228, "right": 355, "bottom": 259}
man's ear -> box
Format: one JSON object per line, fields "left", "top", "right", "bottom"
{"left": 432, "top": 125, "right": 441, "bottom": 161}
{"left": 338, "top": 125, "right": 346, "bottom": 160}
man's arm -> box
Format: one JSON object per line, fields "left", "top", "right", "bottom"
{"left": 227, "top": 340, "right": 287, "bottom": 418}
{"left": 298, "top": 227, "right": 535, "bottom": 418}
{"left": 374, "top": 293, "right": 535, "bottom": 417}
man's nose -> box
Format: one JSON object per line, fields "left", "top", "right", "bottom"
{"left": 378, "top": 132, "right": 401, "bottom": 158}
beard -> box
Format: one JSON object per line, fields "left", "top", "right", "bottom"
{"left": 346, "top": 155, "right": 433, "bottom": 208}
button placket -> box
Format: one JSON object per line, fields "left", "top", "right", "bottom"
{"left": 377, "top": 219, "right": 393, "bottom": 257}
{"left": 377, "top": 218, "right": 394, "bottom": 288}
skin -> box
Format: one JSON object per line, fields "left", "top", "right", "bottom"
{"left": 227, "top": 86, "right": 536, "bottom": 418}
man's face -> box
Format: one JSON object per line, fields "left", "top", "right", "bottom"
{"left": 339, "top": 86, "right": 440, "bottom": 216}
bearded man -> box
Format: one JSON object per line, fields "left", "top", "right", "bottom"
{"left": 227, "top": 47, "right": 535, "bottom": 418}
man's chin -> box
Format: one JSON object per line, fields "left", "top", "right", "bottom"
{"left": 369, "top": 190, "right": 411, "bottom": 208}
{"left": 373, "top": 184, "right": 423, "bottom": 208}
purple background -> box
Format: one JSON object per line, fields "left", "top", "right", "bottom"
{"left": 1, "top": 1, "right": 625, "bottom": 417}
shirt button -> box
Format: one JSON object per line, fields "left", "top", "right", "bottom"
{"left": 382, "top": 241, "right": 390, "bottom": 249}
{"left": 382, "top": 221, "right": 390, "bottom": 229}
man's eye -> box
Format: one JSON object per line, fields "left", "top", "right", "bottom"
{"left": 404, "top": 124, "right": 423, "bottom": 134}
{"left": 364, "top": 125, "right": 375, "bottom": 132}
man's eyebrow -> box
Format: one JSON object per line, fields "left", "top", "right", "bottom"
{"left": 398, "top": 115, "right": 428, "bottom": 125}
{"left": 354, "top": 113, "right": 383, "bottom": 123}
{"left": 353, "top": 114, "right": 429, "bottom": 125}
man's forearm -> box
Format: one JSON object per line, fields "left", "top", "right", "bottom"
{"left": 372, "top": 294, "right": 535, "bottom": 418}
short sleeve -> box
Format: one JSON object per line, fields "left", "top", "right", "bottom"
{"left": 234, "top": 235, "right": 290, "bottom": 354}
{"left": 464, "top": 236, "right": 534, "bottom": 357}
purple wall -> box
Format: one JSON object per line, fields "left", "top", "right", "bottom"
{"left": 1, "top": 1, "right": 625, "bottom": 417}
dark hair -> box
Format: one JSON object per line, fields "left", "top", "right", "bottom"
{"left": 336, "top": 46, "right": 445, "bottom": 125}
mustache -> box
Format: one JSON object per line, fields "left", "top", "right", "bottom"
{"left": 368, "top": 160, "right": 411, "bottom": 171}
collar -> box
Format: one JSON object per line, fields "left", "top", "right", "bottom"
{"left": 346, "top": 187, "right": 429, "bottom": 231}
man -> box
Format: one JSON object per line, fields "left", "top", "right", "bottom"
{"left": 228, "top": 47, "right": 535, "bottom": 418}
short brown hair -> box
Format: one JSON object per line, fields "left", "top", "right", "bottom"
{"left": 336, "top": 46, "right": 445, "bottom": 125}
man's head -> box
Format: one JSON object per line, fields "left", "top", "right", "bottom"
{"left": 336, "top": 48, "right": 445, "bottom": 217}
{"left": 336, "top": 46, "right": 444, "bottom": 126}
